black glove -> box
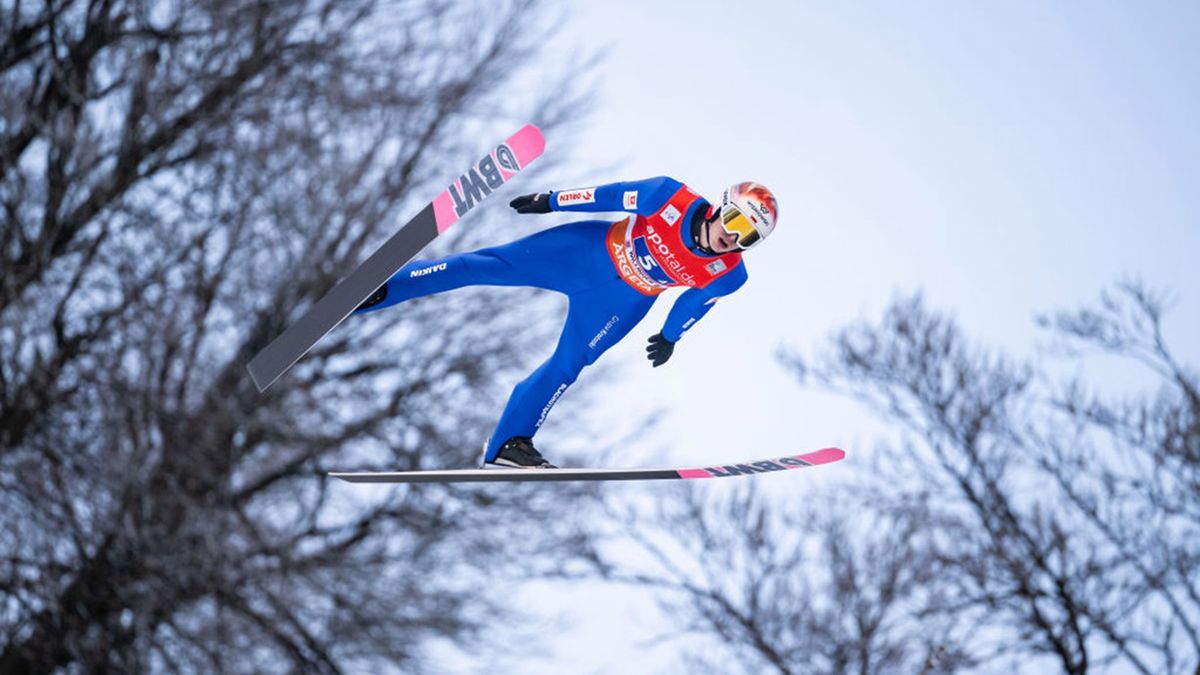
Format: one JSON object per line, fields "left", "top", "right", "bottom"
{"left": 646, "top": 332, "right": 675, "bottom": 368}
{"left": 509, "top": 192, "right": 552, "bottom": 214}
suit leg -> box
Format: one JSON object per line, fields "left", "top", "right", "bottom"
{"left": 484, "top": 283, "right": 655, "bottom": 460}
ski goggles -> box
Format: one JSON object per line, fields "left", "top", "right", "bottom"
{"left": 721, "top": 207, "right": 762, "bottom": 249}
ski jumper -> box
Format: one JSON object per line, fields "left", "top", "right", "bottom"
{"left": 354, "top": 176, "right": 749, "bottom": 460}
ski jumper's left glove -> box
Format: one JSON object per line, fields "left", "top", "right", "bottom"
{"left": 646, "top": 332, "right": 675, "bottom": 368}
{"left": 509, "top": 193, "right": 552, "bottom": 214}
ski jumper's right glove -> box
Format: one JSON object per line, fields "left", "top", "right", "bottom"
{"left": 646, "top": 332, "right": 675, "bottom": 368}
{"left": 509, "top": 193, "right": 552, "bottom": 214}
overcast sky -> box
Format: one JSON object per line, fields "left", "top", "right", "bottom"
{"left": 479, "top": 2, "right": 1200, "bottom": 672}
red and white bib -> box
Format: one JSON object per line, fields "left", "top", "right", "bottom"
{"left": 605, "top": 186, "right": 741, "bottom": 296}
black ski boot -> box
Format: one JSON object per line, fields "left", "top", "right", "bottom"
{"left": 484, "top": 436, "right": 557, "bottom": 469}
{"left": 355, "top": 284, "right": 389, "bottom": 312}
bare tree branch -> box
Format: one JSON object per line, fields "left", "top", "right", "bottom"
{"left": 1, "top": 0, "right": 604, "bottom": 672}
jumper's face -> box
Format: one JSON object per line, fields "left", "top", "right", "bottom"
{"left": 704, "top": 211, "right": 743, "bottom": 253}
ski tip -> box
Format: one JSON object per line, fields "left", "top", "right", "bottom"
{"left": 510, "top": 124, "right": 546, "bottom": 163}
{"left": 798, "top": 447, "right": 846, "bottom": 465}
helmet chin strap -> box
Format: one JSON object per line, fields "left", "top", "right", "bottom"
{"left": 690, "top": 204, "right": 720, "bottom": 255}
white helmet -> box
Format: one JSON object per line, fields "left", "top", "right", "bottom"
{"left": 720, "top": 182, "right": 779, "bottom": 250}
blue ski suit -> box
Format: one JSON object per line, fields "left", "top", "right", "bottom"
{"left": 355, "top": 176, "right": 748, "bottom": 461}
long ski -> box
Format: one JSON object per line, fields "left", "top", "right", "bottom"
{"left": 329, "top": 448, "right": 845, "bottom": 484}
{"left": 246, "top": 124, "right": 546, "bottom": 392}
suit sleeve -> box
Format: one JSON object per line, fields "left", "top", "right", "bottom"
{"left": 660, "top": 263, "right": 748, "bottom": 342}
{"left": 549, "top": 176, "right": 681, "bottom": 216}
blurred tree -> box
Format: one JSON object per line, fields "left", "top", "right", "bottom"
{"left": 587, "top": 486, "right": 971, "bottom": 675}
{"left": 0, "top": 0, "right": 597, "bottom": 672}
{"left": 595, "top": 282, "right": 1196, "bottom": 674}
{"left": 787, "top": 283, "right": 1197, "bottom": 674}
{"left": 1030, "top": 283, "right": 1200, "bottom": 675}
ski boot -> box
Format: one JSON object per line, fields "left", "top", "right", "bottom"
{"left": 483, "top": 436, "right": 557, "bottom": 469}
{"left": 355, "top": 284, "right": 388, "bottom": 312}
